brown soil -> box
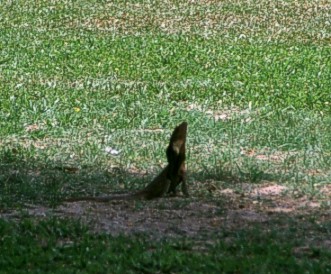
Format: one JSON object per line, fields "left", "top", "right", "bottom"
{"left": 2, "top": 183, "right": 330, "bottom": 251}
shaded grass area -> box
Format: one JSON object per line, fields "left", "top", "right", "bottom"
{"left": 0, "top": 218, "right": 330, "bottom": 274}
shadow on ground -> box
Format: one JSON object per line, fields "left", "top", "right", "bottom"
{"left": 1, "top": 153, "right": 330, "bottom": 254}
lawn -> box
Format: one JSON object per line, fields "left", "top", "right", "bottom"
{"left": 0, "top": 0, "right": 331, "bottom": 273}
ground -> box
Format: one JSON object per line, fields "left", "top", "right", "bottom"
{"left": 2, "top": 182, "right": 330, "bottom": 253}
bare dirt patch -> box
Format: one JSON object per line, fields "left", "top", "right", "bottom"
{"left": 2, "top": 183, "right": 330, "bottom": 250}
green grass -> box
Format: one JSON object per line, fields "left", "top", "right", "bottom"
{"left": 0, "top": 0, "right": 331, "bottom": 272}
{"left": 0, "top": 218, "right": 330, "bottom": 273}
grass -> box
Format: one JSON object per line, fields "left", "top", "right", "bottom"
{"left": 0, "top": 0, "right": 331, "bottom": 272}
{"left": 0, "top": 218, "right": 330, "bottom": 273}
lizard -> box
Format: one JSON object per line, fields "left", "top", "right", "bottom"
{"left": 64, "top": 121, "right": 188, "bottom": 202}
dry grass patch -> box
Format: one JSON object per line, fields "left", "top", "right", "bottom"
{"left": 69, "top": 0, "right": 331, "bottom": 41}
